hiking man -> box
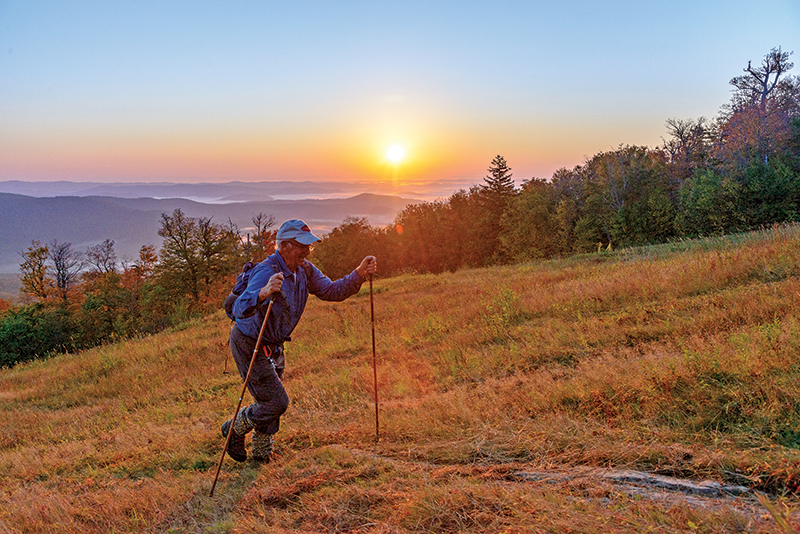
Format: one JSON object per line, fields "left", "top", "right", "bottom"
{"left": 222, "top": 219, "right": 377, "bottom": 462}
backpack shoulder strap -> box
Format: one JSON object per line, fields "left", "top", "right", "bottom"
{"left": 262, "top": 255, "right": 283, "bottom": 275}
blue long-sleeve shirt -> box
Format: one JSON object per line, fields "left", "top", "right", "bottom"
{"left": 233, "top": 251, "right": 366, "bottom": 344}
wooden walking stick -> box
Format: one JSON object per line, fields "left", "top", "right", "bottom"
{"left": 210, "top": 298, "right": 274, "bottom": 497}
{"left": 370, "top": 274, "right": 379, "bottom": 441}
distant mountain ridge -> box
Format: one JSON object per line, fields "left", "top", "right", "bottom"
{"left": 0, "top": 180, "right": 387, "bottom": 203}
{"left": 0, "top": 192, "right": 416, "bottom": 274}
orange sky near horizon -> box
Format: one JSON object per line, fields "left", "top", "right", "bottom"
{"left": 1, "top": 109, "right": 667, "bottom": 189}
{"left": 1, "top": 2, "right": 798, "bottom": 194}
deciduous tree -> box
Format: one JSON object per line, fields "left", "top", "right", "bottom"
{"left": 312, "top": 217, "right": 378, "bottom": 279}
{"left": 576, "top": 146, "right": 672, "bottom": 249}
{"left": 18, "top": 240, "right": 51, "bottom": 301}
{"left": 157, "top": 209, "right": 234, "bottom": 307}
{"left": 677, "top": 169, "right": 746, "bottom": 235}
{"left": 500, "top": 178, "right": 559, "bottom": 261}
{"left": 49, "top": 240, "right": 83, "bottom": 303}
{"left": 250, "top": 212, "right": 277, "bottom": 261}
{"left": 717, "top": 47, "right": 800, "bottom": 170}
{"left": 197, "top": 216, "right": 233, "bottom": 298}
{"left": 729, "top": 47, "right": 796, "bottom": 111}
{"left": 86, "top": 238, "right": 117, "bottom": 274}
{"left": 392, "top": 202, "right": 456, "bottom": 274}
{"left": 662, "top": 117, "right": 710, "bottom": 188}
{"left": 158, "top": 209, "right": 202, "bottom": 302}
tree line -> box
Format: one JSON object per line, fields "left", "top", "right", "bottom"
{"left": 0, "top": 211, "right": 278, "bottom": 367}
{"left": 311, "top": 47, "right": 800, "bottom": 278}
{"left": 1, "top": 47, "right": 798, "bottom": 367}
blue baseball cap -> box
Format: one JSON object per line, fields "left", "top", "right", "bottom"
{"left": 276, "top": 219, "right": 321, "bottom": 245}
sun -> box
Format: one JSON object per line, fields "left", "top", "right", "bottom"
{"left": 386, "top": 144, "right": 405, "bottom": 164}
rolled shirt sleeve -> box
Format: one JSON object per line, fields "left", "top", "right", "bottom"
{"left": 306, "top": 261, "right": 365, "bottom": 301}
{"left": 233, "top": 252, "right": 365, "bottom": 343}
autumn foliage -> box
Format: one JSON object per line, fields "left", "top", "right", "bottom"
{"left": 310, "top": 48, "right": 800, "bottom": 278}
{"left": 2, "top": 48, "right": 799, "bottom": 370}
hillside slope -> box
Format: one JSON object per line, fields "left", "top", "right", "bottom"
{"left": 3, "top": 226, "right": 800, "bottom": 532}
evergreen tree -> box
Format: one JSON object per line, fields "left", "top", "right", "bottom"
{"left": 484, "top": 155, "right": 516, "bottom": 197}
{"left": 479, "top": 155, "right": 518, "bottom": 263}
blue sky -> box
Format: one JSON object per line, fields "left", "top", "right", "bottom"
{"left": 0, "top": 1, "right": 798, "bottom": 196}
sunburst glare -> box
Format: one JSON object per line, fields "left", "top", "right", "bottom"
{"left": 386, "top": 145, "right": 405, "bottom": 164}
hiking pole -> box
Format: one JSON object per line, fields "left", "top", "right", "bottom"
{"left": 210, "top": 297, "right": 274, "bottom": 497}
{"left": 369, "top": 273, "right": 379, "bottom": 441}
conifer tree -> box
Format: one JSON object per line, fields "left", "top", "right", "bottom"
{"left": 484, "top": 154, "right": 516, "bottom": 197}
{"left": 479, "top": 155, "right": 518, "bottom": 263}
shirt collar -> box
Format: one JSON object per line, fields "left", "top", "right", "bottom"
{"left": 272, "top": 251, "right": 296, "bottom": 279}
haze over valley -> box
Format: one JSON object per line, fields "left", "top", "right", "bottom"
{"left": 0, "top": 180, "right": 417, "bottom": 274}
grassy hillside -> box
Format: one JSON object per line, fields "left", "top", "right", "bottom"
{"left": 3, "top": 225, "right": 800, "bottom": 532}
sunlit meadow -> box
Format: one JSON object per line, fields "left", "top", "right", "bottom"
{"left": 4, "top": 225, "right": 800, "bottom": 532}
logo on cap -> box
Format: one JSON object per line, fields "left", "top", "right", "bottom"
{"left": 301, "top": 225, "right": 310, "bottom": 232}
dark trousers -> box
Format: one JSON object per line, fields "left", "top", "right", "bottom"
{"left": 229, "top": 325, "right": 289, "bottom": 434}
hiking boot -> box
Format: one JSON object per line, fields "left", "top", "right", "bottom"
{"left": 251, "top": 430, "right": 274, "bottom": 463}
{"left": 220, "top": 408, "right": 254, "bottom": 462}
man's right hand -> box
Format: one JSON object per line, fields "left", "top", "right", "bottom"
{"left": 258, "top": 272, "right": 284, "bottom": 302}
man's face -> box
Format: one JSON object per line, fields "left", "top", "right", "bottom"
{"left": 282, "top": 240, "right": 313, "bottom": 271}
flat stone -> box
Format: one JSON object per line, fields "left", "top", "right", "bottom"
{"left": 513, "top": 468, "right": 751, "bottom": 498}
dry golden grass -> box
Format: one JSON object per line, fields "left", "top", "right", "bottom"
{"left": 4, "top": 225, "right": 800, "bottom": 532}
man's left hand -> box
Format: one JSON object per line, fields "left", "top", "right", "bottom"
{"left": 356, "top": 256, "right": 377, "bottom": 278}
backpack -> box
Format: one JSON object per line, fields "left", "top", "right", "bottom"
{"left": 223, "top": 259, "right": 315, "bottom": 321}
{"left": 223, "top": 261, "right": 257, "bottom": 320}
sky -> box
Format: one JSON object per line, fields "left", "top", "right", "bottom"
{"left": 1, "top": 1, "right": 798, "bottom": 198}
